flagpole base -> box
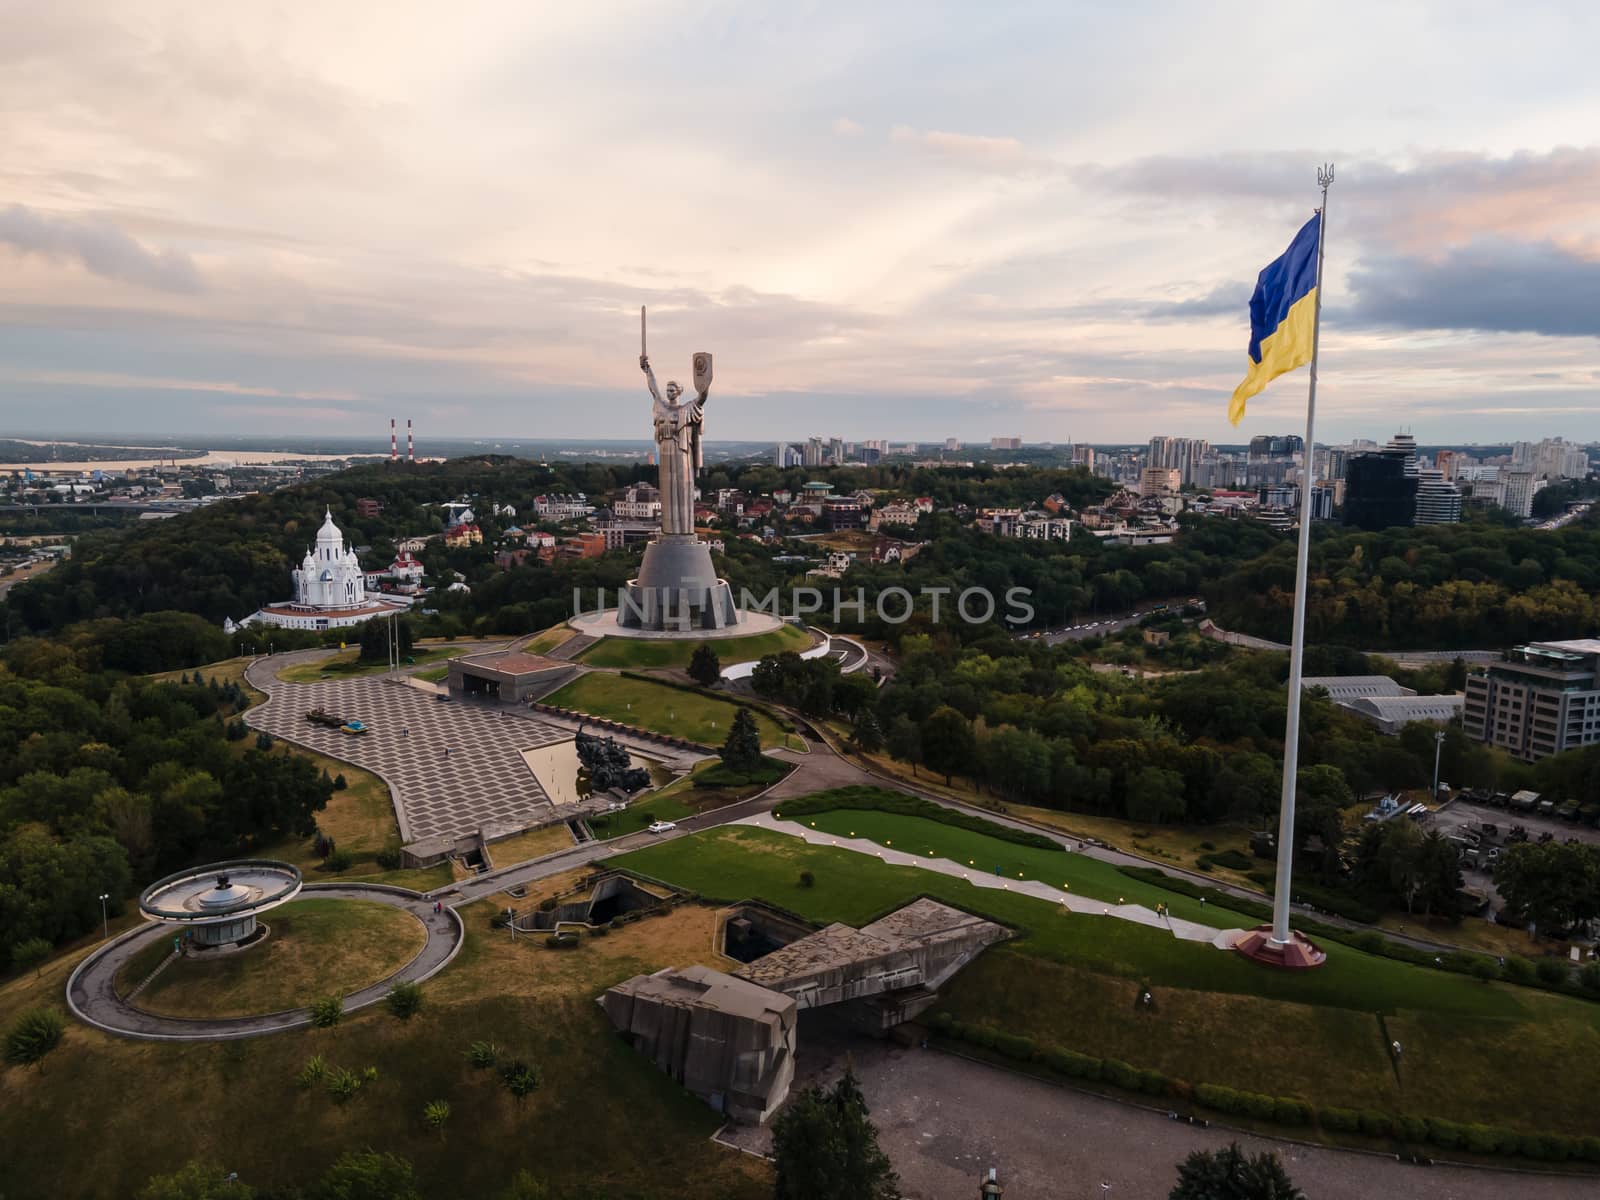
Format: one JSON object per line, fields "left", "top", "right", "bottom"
{"left": 1233, "top": 924, "right": 1327, "bottom": 970}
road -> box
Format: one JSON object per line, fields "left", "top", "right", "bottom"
{"left": 66, "top": 883, "right": 463, "bottom": 1041}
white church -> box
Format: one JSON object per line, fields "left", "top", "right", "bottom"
{"left": 234, "top": 509, "right": 412, "bottom": 632}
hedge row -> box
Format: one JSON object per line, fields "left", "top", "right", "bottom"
{"left": 776, "top": 787, "right": 1062, "bottom": 852}
{"left": 927, "top": 1013, "right": 1600, "bottom": 1165}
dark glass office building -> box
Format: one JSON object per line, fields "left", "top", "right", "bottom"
{"left": 1342, "top": 450, "right": 1417, "bottom": 530}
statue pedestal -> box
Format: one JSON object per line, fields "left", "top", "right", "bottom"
{"left": 618, "top": 536, "right": 738, "bottom": 631}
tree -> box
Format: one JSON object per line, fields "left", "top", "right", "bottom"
{"left": 771, "top": 1068, "right": 898, "bottom": 1200}
{"left": 357, "top": 616, "right": 412, "bottom": 664}
{"left": 687, "top": 644, "right": 721, "bottom": 687}
{"left": 499, "top": 1058, "right": 543, "bottom": 1106}
{"left": 920, "top": 706, "right": 975, "bottom": 786}
{"left": 720, "top": 709, "right": 764, "bottom": 774}
{"left": 1126, "top": 766, "right": 1186, "bottom": 824}
{"left": 1495, "top": 841, "right": 1600, "bottom": 934}
{"left": 4, "top": 1007, "right": 65, "bottom": 1072}
{"left": 10, "top": 936, "right": 52, "bottom": 977}
{"left": 314, "top": 1150, "right": 420, "bottom": 1200}
{"left": 849, "top": 708, "right": 884, "bottom": 754}
{"left": 385, "top": 980, "right": 424, "bottom": 1021}
{"left": 885, "top": 715, "right": 922, "bottom": 776}
{"left": 1169, "top": 1143, "right": 1303, "bottom": 1199}
{"left": 137, "top": 1160, "right": 254, "bottom": 1200}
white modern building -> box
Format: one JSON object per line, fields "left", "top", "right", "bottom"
{"left": 237, "top": 509, "right": 410, "bottom": 631}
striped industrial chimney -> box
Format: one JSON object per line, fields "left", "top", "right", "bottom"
{"left": 390, "top": 418, "right": 397, "bottom": 462}
{"left": 407, "top": 419, "right": 414, "bottom": 462}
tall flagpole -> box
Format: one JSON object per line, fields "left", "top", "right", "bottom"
{"left": 1269, "top": 163, "right": 1334, "bottom": 949}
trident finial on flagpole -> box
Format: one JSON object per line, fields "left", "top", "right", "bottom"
{"left": 1318, "top": 162, "right": 1334, "bottom": 197}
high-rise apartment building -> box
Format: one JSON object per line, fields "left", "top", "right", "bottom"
{"left": 1139, "top": 467, "right": 1181, "bottom": 498}
{"left": 1385, "top": 432, "right": 1419, "bottom": 478}
{"left": 1071, "top": 444, "right": 1096, "bottom": 473}
{"left": 944, "top": 438, "right": 960, "bottom": 452}
{"left": 1414, "top": 468, "right": 1462, "bottom": 525}
{"left": 1342, "top": 451, "right": 1416, "bottom": 530}
{"left": 803, "top": 437, "right": 825, "bottom": 468}
{"left": 1248, "top": 434, "right": 1303, "bottom": 461}
{"left": 990, "top": 436, "right": 1023, "bottom": 451}
{"left": 1463, "top": 640, "right": 1600, "bottom": 762}
{"left": 1498, "top": 469, "right": 1535, "bottom": 518}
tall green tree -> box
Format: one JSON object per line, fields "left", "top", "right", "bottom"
{"left": 1495, "top": 841, "right": 1600, "bottom": 934}
{"left": 771, "top": 1069, "right": 898, "bottom": 1200}
{"left": 687, "top": 644, "right": 722, "bottom": 687}
{"left": 921, "top": 706, "right": 975, "bottom": 786}
{"left": 885, "top": 715, "right": 922, "bottom": 776}
{"left": 721, "top": 709, "right": 764, "bottom": 773}
{"left": 1169, "top": 1143, "right": 1303, "bottom": 1200}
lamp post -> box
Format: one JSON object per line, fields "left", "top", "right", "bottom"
{"left": 98, "top": 892, "right": 110, "bottom": 940}
{"left": 979, "top": 1167, "right": 1003, "bottom": 1199}
{"left": 1432, "top": 730, "right": 1446, "bottom": 801}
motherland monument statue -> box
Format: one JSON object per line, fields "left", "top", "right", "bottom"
{"left": 617, "top": 307, "right": 738, "bottom": 630}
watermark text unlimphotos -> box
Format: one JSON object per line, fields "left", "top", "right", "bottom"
{"left": 573, "top": 587, "right": 1034, "bottom": 626}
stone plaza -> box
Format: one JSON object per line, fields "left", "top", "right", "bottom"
{"left": 244, "top": 659, "right": 573, "bottom": 843}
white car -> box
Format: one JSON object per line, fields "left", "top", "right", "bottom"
{"left": 646, "top": 821, "right": 678, "bottom": 834}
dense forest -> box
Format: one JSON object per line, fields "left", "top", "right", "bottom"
{"left": 5, "top": 456, "right": 1597, "bottom": 652}
{"left": 0, "top": 617, "right": 331, "bottom": 970}
{"left": 1206, "top": 517, "right": 1600, "bottom": 648}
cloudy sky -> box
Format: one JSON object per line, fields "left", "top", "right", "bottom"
{"left": 3, "top": 1, "right": 1599, "bottom": 445}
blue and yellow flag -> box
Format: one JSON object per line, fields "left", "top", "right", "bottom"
{"left": 1229, "top": 212, "right": 1321, "bottom": 425}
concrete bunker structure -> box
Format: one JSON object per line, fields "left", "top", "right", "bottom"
{"left": 602, "top": 898, "right": 1008, "bottom": 1123}
{"left": 446, "top": 650, "right": 575, "bottom": 703}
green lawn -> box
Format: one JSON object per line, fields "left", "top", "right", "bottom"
{"left": 589, "top": 794, "right": 698, "bottom": 840}
{"left": 794, "top": 808, "right": 1262, "bottom": 930}
{"left": 575, "top": 622, "right": 812, "bottom": 669}
{"left": 544, "top": 674, "right": 788, "bottom": 747}
{"left": 277, "top": 644, "right": 478, "bottom": 683}
{"left": 413, "top": 665, "right": 451, "bottom": 683}
{"left": 613, "top": 826, "right": 1535, "bottom": 1020}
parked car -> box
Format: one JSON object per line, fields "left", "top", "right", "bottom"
{"left": 646, "top": 821, "right": 677, "bottom": 834}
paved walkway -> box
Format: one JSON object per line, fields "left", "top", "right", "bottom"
{"left": 733, "top": 814, "right": 1237, "bottom": 947}
{"left": 245, "top": 653, "right": 573, "bottom": 842}
{"left": 66, "top": 883, "right": 462, "bottom": 1041}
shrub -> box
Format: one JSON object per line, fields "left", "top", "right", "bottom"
{"left": 538, "top": 898, "right": 558, "bottom": 913}
{"left": 1207, "top": 849, "right": 1253, "bottom": 871}
{"left": 296, "top": 1054, "right": 328, "bottom": 1088}
{"left": 324, "top": 849, "right": 354, "bottom": 873}
{"left": 1273, "top": 1098, "right": 1310, "bottom": 1124}
{"left": 798, "top": 870, "right": 815, "bottom": 888}
{"left": 1468, "top": 959, "right": 1499, "bottom": 983}
{"left": 1397, "top": 1115, "right": 1429, "bottom": 1142}
{"left": 991, "top": 1033, "right": 1036, "bottom": 1062}
{"left": 386, "top": 981, "right": 424, "bottom": 1020}
{"left": 1501, "top": 956, "right": 1536, "bottom": 985}
{"left": 1464, "top": 1124, "right": 1507, "bottom": 1155}
{"left": 928, "top": 1012, "right": 955, "bottom": 1033}
{"left": 1100, "top": 1058, "right": 1141, "bottom": 1091}
{"left": 4, "top": 1008, "right": 66, "bottom": 1072}
{"left": 1534, "top": 958, "right": 1571, "bottom": 988}
{"left": 308, "top": 996, "right": 343, "bottom": 1028}
{"left": 10, "top": 936, "right": 53, "bottom": 977}
{"left": 545, "top": 932, "right": 580, "bottom": 949}
{"left": 1038, "top": 1047, "right": 1101, "bottom": 1080}
{"left": 375, "top": 844, "right": 404, "bottom": 871}
{"left": 591, "top": 923, "right": 609, "bottom": 937}
{"left": 255, "top": 731, "right": 274, "bottom": 751}
{"left": 1358, "top": 1110, "right": 1393, "bottom": 1137}
{"left": 326, "top": 1066, "right": 363, "bottom": 1105}
{"left": 1135, "top": 1068, "right": 1168, "bottom": 1096}
{"left": 333, "top": 773, "right": 348, "bottom": 790}
{"left": 1424, "top": 1116, "right": 1465, "bottom": 1149}
{"left": 1579, "top": 962, "right": 1600, "bottom": 996}
{"left": 1319, "top": 1106, "right": 1361, "bottom": 1133}
{"left": 465, "top": 1040, "right": 501, "bottom": 1070}
{"left": 423, "top": 1099, "right": 451, "bottom": 1139}
{"left": 499, "top": 1059, "right": 543, "bottom": 1106}
{"left": 966, "top": 1026, "right": 998, "bottom": 1050}
{"left": 1579, "top": 1135, "right": 1600, "bottom": 1164}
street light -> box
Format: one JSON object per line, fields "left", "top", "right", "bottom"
{"left": 98, "top": 892, "right": 110, "bottom": 940}
{"left": 979, "top": 1167, "right": 1003, "bottom": 1198}
{"left": 1432, "top": 730, "right": 1446, "bottom": 800}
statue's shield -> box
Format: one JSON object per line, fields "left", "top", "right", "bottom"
{"left": 692, "top": 352, "right": 713, "bottom": 394}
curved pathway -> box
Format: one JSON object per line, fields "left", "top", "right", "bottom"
{"left": 66, "top": 883, "right": 463, "bottom": 1042}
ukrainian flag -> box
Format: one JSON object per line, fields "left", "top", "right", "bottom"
{"left": 1229, "top": 212, "right": 1321, "bottom": 425}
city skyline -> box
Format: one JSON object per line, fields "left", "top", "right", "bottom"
{"left": 2, "top": 3, "right": 1599, "bottom": 443}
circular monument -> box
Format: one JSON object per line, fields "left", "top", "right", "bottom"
{"left": 139, "top": 859, "right": 303, "bottom": 949}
